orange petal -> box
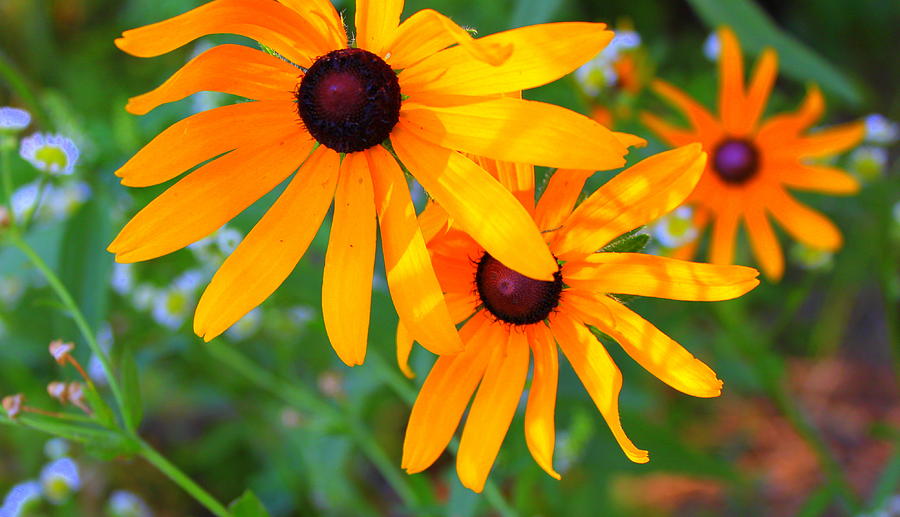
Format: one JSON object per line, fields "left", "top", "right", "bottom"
{"left": 792, "top": 122, "right": 866, "bottom": 158}
{"left": 418, "top": 201, "right": 451, "bottom": 243}
{"left": 115, "top": 0, "right": 331, "bottom": 68}
{"left": 525, "top": 324, "right": 561, "bottom": 480}
{"left": 552, "top": 144, "right": 706, "bottom": 260}
{"left": 779, "top": 164, "right": 860, "bottom": 195}
{"left": 322, "top": 153, "right": 378, "bottom": 367}
{"left": 400, "top": 22, "right": 613, "bottom": 97}
{"left": 474, "top": 157, "right": 536, "bottom": 214}
{"left": 651, "top": 80, "right": 723, "bottom": 141}
{"left": 767, "top": 188, "right": 842, "bottom": 251}
{"left": 396, "top": 321, "right": 415, "bottom": 379}
{"left": 368, "top": 145, "right": 463, "bottom": 356}
{"left": 193, "top": 147, "right": 339, "bottom": 340}
{"left": 109, "top": 132, "right": 314, "bottom": 262}
{"left": 534, "top": 169, "right": 594, "bottom": 232}
{"left": 355, "top": 0, "right": 403, "bottom": 57}
{"left": 564, "top": 296, "right": 723, "bottom": 399}
{"left": 640, "top": 112, "right": 701, "bottom": 147}
{"left": 126, "top": 44, "right": 299, "bottom": 115}
{"left": 710, "top": 202, "right": 740, "bottom": 265}
{"left": 740, "top": 48, "right": 778, "bottom": 134}
{"left": 757, "top": 85, "right": 824, "bottom": 142}
{"left": 401, "top": 97, "right": 629, "bottom": 171}
{"left": 717, "top": 27, "right": 746, "bottom": 135}
{"left": 743, "top": 206, "right": 784, "bottom": 281}
{"left": 391, "top": 123, "right": 557, "bottom": 281}
{"left": 550, "top": 310, "right": 649, "bottom": 463}
{"left": 277, "top": 0, "right": 346, "bottom": 49}
{"left": 563, "top": 252, "right": 759, "bottom": 301}
{"left": 116, "top": 100, "right": 299, "bottom": 187}
{"left": 457, "top": 328, "right": 530, "bottom": 493}
{"left": 402, "top": 314, "right": 494, "bottom": 474}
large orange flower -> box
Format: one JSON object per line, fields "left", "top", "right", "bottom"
{"left": 108, "top": 0, "right": 642, "bottom": 364}
{"left": 642, "top": 27, "right": 864, "bottom": 280}
{"left": 398, "top": 145, "right": 760, "bottom": 492}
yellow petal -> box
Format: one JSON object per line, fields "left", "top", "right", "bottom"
{"left": 564, "top": 295, "right": 723, "bottom": 399}
{"left": 457, "top": 328, "right": 530, "bottom": 493}
{"left": 125, "top": 44, "right": 299, "bottom": 115}
{"left": 710, "top": 202, "right": 740, "bottom": 265}
{"left": 743, "top": 206, "right": 784, "bottom": 281}
{"left": 401, "top": 97, "right": 629, "bottom": 171}
{"left": 109, "top": 133, "right": 315, "bottom": 262}
{"left": 740, "top": 48, "right": 778, "bottom": 134}
{"left": 525, "top": 324, "right": 561, "bottom": 480}
{"left": 418, "top": 201, "right": 451, "bottom": 243}
{"left": 277, "top": 0, "right": 346, "bottom": 49}
{"left": 400, "top": 22, "right": 613, "bottom": 97}
{"left": 396, "top": 321, "right": 415, "bottom": 379}
{"left": 563, "top": 252, "right": 760, "bottom": 301}
{"left": 368, "top": 145, "right": 463, "bottom": 356}
{"left": 792, "top": 122, "right": 866, "bottom": 158}
{"left": 402, "top": 314, "right": 494, "bottom": 474}
{"left": 474, "top": 157, "right": 536, "bottom": 214}
{"left": 355, "top": 0, "right": 403, "bottom": 57}
{"left": 322, "top": 153, "right": 377, "bottom": 366}
{"left": 533, "top": 169, "right": 594, "bottom": 232}
{"left": 780, "top": 164, "right": 860, "bottom": 195}
{"left": 550, "top": 310, "right": 649, "bottom": 463}
{"left": 552, "top": 144, "right": 706, "bottom": 260}
{"left": 116, "top": 100, "right": 299, "bottom": 187}
{"left": 767, "top": 188, "right": 843, "bottom": 251}
{"left": 115, "top": 0, "right": 330, "bottom": 68}
{"left": 391, "top": 123, "right": 557, "bottom": 281}
{"left": 194, "top": 147, "right": 339, "bottom": 340}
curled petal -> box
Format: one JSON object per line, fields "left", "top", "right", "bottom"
{"left": 525, "top": 324, "right": 561, "bottom": 480}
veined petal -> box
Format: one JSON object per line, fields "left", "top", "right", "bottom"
{"left": 717, "top": 27, "right": 746, "bottom": 135}
{"left": 115, "top": 100, "right": 300, "bottom": 187}
{"left": 780, "top": 164, "right": 860, "bottom": 195}
{"left": 277, "top": 0, "right": 345, "bottom": 49}
{"left": 194, "top": 147, "right": 339, "bottom": 340}
{"left": 550, "top": 310, "right": 649, "bottom": 463}
{"left": 126, "top": 44, "right": 299, "bottom": 115}
{"left": 534, "top": 169, "right": 594, "bottom": 232}
{"left": 640, "top": 112, "right": 701, "bottom": 147}
{"left": 457, "top": 329, "right": 530, "bottom": 493}
{"left": 368, "top": 145, "right": 462, "bottom": 356}
{"left": 565, "top": 295, "right": 723, "bottom": 399}
{"left": 356, "top": 0, "right": 403, "bottom": 57}
{"left": 710, "top": 202, "right": 740, "bottom": 265}
{"left": 401, "top": 97, "right": 629, "bottom": 170}
{"left": 767, "top": 188, "right": 842, "bottom": 251}
{"left": 791, "top": 122, "right": 865, "bottom": 158}
{"left": 322, "top": 152, "right": 377, "bottom": 366}
{"left": 114, "top": 0, "right": 331, "bottom": 68}
{"left": 744, "top": 205, "right": 784, "bottom": 281}
{"left": 402, "top": 314, "right": 495, "bottom": 474}
{"left": 109, "top": 132, "right": 314, "bottom": 262}
{"left": 525, "top": 324, "right": 561, "bottom": 480}
{"left": 387, "top": 9, "right": 513, "bottom": 70}
{"left": 400, "top": 22, "right": 613, "bottom": 97}
{"left": 651, "top": 80, "right": 723, "bottom": 141}
{"left": 553, "top": 144, "right": 706, "bottom": 260}
{"left": 563, "top": 253, "right": 759, "bottom": 301}
{"left": 391, "top": 123, "right": 557, "bottom": 281}
{"left": 740, "top": 48, "right": 778, "bottom": 134}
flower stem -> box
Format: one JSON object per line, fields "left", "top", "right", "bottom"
{"left": 1, "top": 137, "right": 17, "bottom": 228}
{"left": 20, "top": 175, "right": 49, "bottom": 230}
{"left": 138, "top": 439, "right": 231, "bottom": 517}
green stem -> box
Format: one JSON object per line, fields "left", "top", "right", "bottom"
{"left": 20, "top": 175, "right": 49, "bottom": 230}
{"left": 139, "top": 439, "right": 231, "bottom": 517}
{"left": 1, "top": 137, "right": 16, "bottom": 228}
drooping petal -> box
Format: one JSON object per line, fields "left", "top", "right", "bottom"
{"left": 550, "top": 310, "right": 649, "bottom": 463}
{"left": 368, "top": 145, "right": 462, "bottom": 356}
{"left": 126, "top": 44, "right": 300, "bottom": 115}
{"left": 386, "top": 9, "right": 513, "bottom": 70}
{"left": 552, "top": 144, "right": 706, "bottom": 260}
{"left": 114, "top": 0, "right": 331, "bottom": 68}
{"left": 651, "top": 80, "right": 723, "bottom": 141}
{"left": 791, "top": 122, "right": 866, "bottom": 158}
{"left": 193, "top": 147, "right": 339, "bottom": 340}
{"left": 322, "top": 152, "right": 378, "bottom": 366}
{"left": 400, "top": 22, "right": 613, "bottom": 97}
{"left": 402, "top": 314, "right": 495, "bottom": 474}
{"left": 767, "top": 188, "right": 843, "bottom": 251}
{"left": 525, "top": 324, "right": 561, "bottom": 480}
{"left": 717, "top": 27, "right": 746, "bottom": 134}
{"left": 400, "top": 97, "right": 629, "bottom": 171}
{"left": 743, "top": 205, "right": 784, "bottom": 281}
{"left": 277, "top": 0, "right": 346, "bottom": 49}
{"left": 639, "top": 112, "right": 701, "bottom": 147}
{"left": 533, "top": 169, "right": 594, "bottom": 232}
{"left": 355, "top": 0, "right": 403, "bottom": 57}
{"left": 740, "top": 48, "right": 777, "bottom": 134}
{"left": 563, "top": 252, "right": 759, "bottom": 301}
{"left": 779, "top": 164, "right": 860, "bottom": 195}
{"left": 109, "top": 132, "right": 315, "bottom": 262}
{"left": 391, "top": 123, "right": 558, "bottom": 281}
{"left": 709, "top": 202, "right": 740, "bottom": 265}
{"left": 457, "top": 328, "right": 530, "bottom": 493}
{"left": 565, "top": 295, "right": 723, "bottom": 399}
{"left": 115, "top": 100, "right": 301, "bottom": 187}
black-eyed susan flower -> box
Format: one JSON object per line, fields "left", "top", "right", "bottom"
{"left": 642, "top": 27, "right": 864, "bottom": 280}
{"left": 109, "top": 0, "right": 641, "bottom": 365}
{"left": 398, "top": 145, "right": 760, "bottom": 492}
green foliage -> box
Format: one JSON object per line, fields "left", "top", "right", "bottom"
{"left": 230, "top": 490, "right": 272, "bottom": 517}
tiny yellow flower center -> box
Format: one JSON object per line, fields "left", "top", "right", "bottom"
{"left": 35, "top": 145, "right": 69, "bottom": 172}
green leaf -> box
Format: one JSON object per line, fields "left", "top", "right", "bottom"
{"left": 230, "top": 490, "right": 272, "bottom": 517}
{"left": 19, "top": 414, "right": 114, "bottom": 443}
{"left": 510, "top": 0, "right": 564, "bottom": 28}
{"left": 685, "top": 0, "right": 862, "bottom": 106}
{"left": 83, "top": 432, "right": 140, "bottom": 461}
{"left": 120, "top": 344, "right": 143, "bottom": 433}
{"left": 602, "top": 228, "right": 650, "bottom": 254}
{"left": 82, "top": 384, "right": 117, "bottom": 429}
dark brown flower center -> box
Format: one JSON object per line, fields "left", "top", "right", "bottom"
{"left": 475, "top": 253, "right": 563, "bottom": 325}
{"left": 296, "top": 48, "right": 401, "bottom": 153}
{"left": 712, "top": 138, "right": 760, "bottom": 184}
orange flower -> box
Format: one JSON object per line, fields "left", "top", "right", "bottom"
{"left": 642, "top": 27, "right": 864, "bottom": 280}
{"left": 398, "top": 145, "right": 760, "bottom": 492}
{"left": 108, "top": 0, "right": 642, "bottom": 364}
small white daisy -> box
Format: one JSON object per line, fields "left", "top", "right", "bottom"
{"left": 19, "top": 132, "right": 80, "bottom": 175}
{"left": 650, "top": 205, "right": 699, "bottom": 249}
{"left": 864, "top": 113, "right": 898, "bottom": 145}
{"left": 151, "top": 284, "right": 194, "bottom": 330}
{"left": 131, "top": 284, "right": 158, "bottom": 312}
{"left": 215, "top": 227, "right": 243, "bottom": 256}
{"left": 40, "top": 457, "right": 80, "bottom": 504}
{"left": 0, "top": 107, "right": 31, "bottom": 133}
{"left": 1, "top": 480, "right": 43, "bottom": 516}
{"left": 848, "top": 146, "right": 888, "bottom": 183}
{"left": 107, "top": 490, "right": 153, "bottom": 517}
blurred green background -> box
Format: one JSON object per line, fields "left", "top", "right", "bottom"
{"left": 0, "top": 0, "right": 897, "bottom": 516}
